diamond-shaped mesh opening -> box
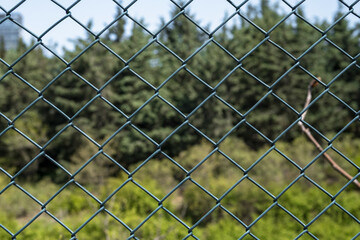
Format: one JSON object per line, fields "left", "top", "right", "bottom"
{"left": 103, "top": 124, "right": 158, "bottom": 168}
{"left": 329, "top": 64, "right": 360, "bottom": 111}
{"left": 161, "top": 122, "right": 208, "bottom": 159}
{"left": 191, "top": 151, "right": 243, "bottom": 197}
{"left": 129, "top": 41, "right": 182, "bottom": 87}
{"left": 336, "top": 186, "right": 360, "bottom": 220}
{"left": 162, "top": 180, "right": 216, "bottom": 225}
{"left": 15, "top": 0, "right": 65, "bottom": 37}
{"left": 250, "top": 204, "right": 304, "bottom": 239}
{"left": 278, "top": 177, "right": 330, "bottom": 224}
{"left": 192, "top": 207, "right": 247, "bottom": 239}
{"left": 96, "top": 176, "right": 129, "bottom": 203}
{"left": 12, "top": 153, "right": 71, "bottom": 187}
{"left": 218, "top": 17, "right": 265, "bottom": 60}
{"left": 238, "top": 234, "right": 258, "bottom": 240}
{"left": 295, "top": 0, "right": 345, "bottom": 30}
{"left": 12, "top": 45, "right": 65, "bottom": 90}
{"left": 0, "top": 27, "right": 37, "bottom": 65}
{"left": 270, "top": 14, "right": 323, "bottom": 58}
{"left": 42, "top": 69, "right": 96, "bottom": 117}
{"left": 246, "top": 93, "right": 299, "bottom": 141}
{"left": 104, "top": 68, "right": 154, "bottom": 116}
{"left": 158, "top": 14, "right": 208, "bottom": 60}
{"left": 70, "top": 43, "right": 125, "bottom": 89}
{"left": 76, "top": 211, "right": 130, "bottom": 239}
{"left": 72, "top": 98, "right": 127, "bottom": 144}
{"left": 187, "top": 0, "right": 236, "bottom": 33}
{"left": 241, "top": 1, "right": 290, "bottom": 32}
{"left": 220, "top": 122, "right": 271, "bottom": 156}
{"left": 105, "top": 181, "right": 158, "bottom": 230}
{"left": 249, "top": 149, "right": 299, "bottom": 195}
{"left": 13, "top": 100, "right": 68, "bottom": 145}
{"left": 0, "top": 73, "right": 38, "bottom": 120}
{"left": 132, "top": 155, "right": 186, "bottom": 199}
{"left": 300, "top": 40, "right": 353, "bottom": 83}
{"left": 46, "top": 182, "right": 99, "bottom": 230}
{"left": 44, "top": 126, "right": 99, "bottom": 173}
{"left": 308, "top": 204, "right": 360, "bottom": 239}
{"left": 190, "top": 96, "right": 243, "bottom": 142}
{"left": 17, "top": 212, "right": 71, "bottom": 239}
{"left": 326, "top": 17, "right": 359, "bottom": 57}
{"left": 159, "top": 68, "right": 212, "bottom": 115}
{"left": 242, "top": 41, "right": 294, "bottom": 85}
{"left": 115, "top": 25, "right": 153, "bottom": 61}
{"left": 173, "top": 140, "right": 214, "bottom": 171}
{"left": 133, "top": 208, "right": 189, "bottom": 239}
{"left": 0, "top": 184, "right": 40, "bottom": 233}
{"left": 132, "top": 97, "right": 184, "bottom": 143}
{"left": 212, "top": 13, "right": 242, "bottom": 42}
{"left": 221, "top": 178, "right": 273, "bottom": 226}
{"left": 70, "top": 0, "right": 120, "bottom": 35}
{"left": 41, "top": 17, "right": 88, "bottom": 57}
{"left": 216, "top": 67, "right": 269, "bottom": 114}
{"left": 73, "top": 153, "right": 125, "bottom": 187}
{"left": 186, "top": 41, "right": 237, "bottom": 87}
{"left": 170, "top": 0, "right": 193, "bottom": 7}
{"left": 128, "top": 0, "right": 173, "bottom": 33}
{"left": 219, "top": 136, "right": 262, "bottom": 169}
{"left": 0, "top": 128, "right": 40, "bottom": 176}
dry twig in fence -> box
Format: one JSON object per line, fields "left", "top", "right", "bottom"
{"left": 298, "top": 78, "right": 360, "bottom": 188}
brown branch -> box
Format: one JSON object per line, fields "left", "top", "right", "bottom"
{"left": 298, "top": 77, "right": 360, "bottom": 188}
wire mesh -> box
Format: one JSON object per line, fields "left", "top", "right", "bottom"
{"left": 0, "top": 0, "right": 359, "bottom": 239}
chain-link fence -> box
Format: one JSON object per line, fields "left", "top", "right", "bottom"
{"left": 0, "top": 0, "right": 360, "bottom": 239}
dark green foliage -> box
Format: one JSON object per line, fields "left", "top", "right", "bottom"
{"left": 0, "top": 4, "right": 360, "bottom": 238}
{"left": 1, "top": 3, "right": 360, "bottom": 240}
{"left": 0, "top": 1, "right": 359, "bottom": 179}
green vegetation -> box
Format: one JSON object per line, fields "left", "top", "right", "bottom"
{"left": 0, "top": 136, "right": 359, "bottom": 239}
{"left": 0, "top": 1, "right": 359, "bottom": 239}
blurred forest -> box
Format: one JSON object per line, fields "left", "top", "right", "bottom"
{"left": 0, "top": 1, "right": 360, "bottom": 239}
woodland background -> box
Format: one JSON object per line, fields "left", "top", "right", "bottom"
{"left": 0, "top": 1, "right": 360, "bottom": 239}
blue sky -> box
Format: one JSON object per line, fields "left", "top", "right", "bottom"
{"left": 0, "top": 0, "right": 359, "bottom": 55}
